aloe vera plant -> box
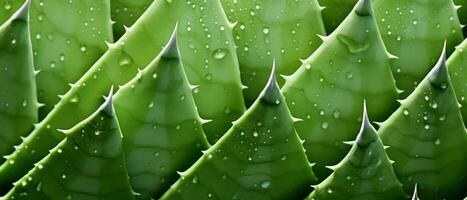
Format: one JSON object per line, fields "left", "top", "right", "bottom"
{"left": 0, "top": 0, "right": 37, "bottom": 163}
{"left": 113, "top": 33, "right": 210, "bottom": 199}
{"left": 30, "top": 0, "right": 113, "bottom": 118}
{"left": 319, "top": 0, "right": 358, "bottom": 33}
{"left": 0, "top": 0, "right": 244, "bottom": 189}
{"left": 447, "top": 39, "right": 467, "bottom": 125}
{"left": 282, "top": 0, "right": 399, "bottom": 180}
{"left": 221, "top": 0, "right": 326, "bottom": 105}
{"left": 379, "top": 47, "right": 467, "bottom": 200}
{"left": 110, "top": 0, "right": 152, "bottom": 39}
{"left": 160, "top": 66, "right": 316, "bottom": 200}
{"left": 373, "top": 0, "right": 464, "bottom": 97}
{"left": 306, "top": 103, "right": 407, "bottom": 200}
{"left": 3, "top": 92, "right": 135, "bottom": 200}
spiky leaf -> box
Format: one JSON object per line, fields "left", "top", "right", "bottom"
{"left": 113, "top": 33, "right": 209, "bottom": 199}
{"left": 373, "top": 0, "right": 464, "bottom": 97}
{"left": 306, "top": 103, "right": 406, "bottom": 200}
{"left": 453, "top": 0, "right": 466, "bottom": 35}
{"left": 447, "top": 39, "right": 467, "bottom": 125}
{"left": 3, "top": 94, "right": 134, "bottom": 200}
{"left": 160, "top": 67, "right": 316, "bottom": 200}
{"left": 379, "top": 49, "right": 467, "bottom": 200}
{"left": 282, "top": 0, "right": 398, "bottom": 180}
{"left": 0, "top": 1, "right": 37, "bottom": 163}
{"left": 221, "top": 0, "right": 326, "bottom": 105}
{"left": 31, "top": 0, "right": 113, "bottom": 118}
{"left": 0, "top": 0, "right": 244, "bottom": 190}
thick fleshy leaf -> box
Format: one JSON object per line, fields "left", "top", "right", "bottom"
{"left": 306, "top": 103, "right": 407, "bottom": 200}
{"left": 0, "top": 0, "right": 37, "bottom": 163}
{"left": 31, "top": 0, "right": 113, "bottom": 118}
{"left": 282, "top": 0, "right": 398, "bottom": 180}
{"left": 0, "top": 0, "right": 244, "bottom": 190}
{"left": 160, "top": 66, "right": 316, "bottom": 200}
{"left": 447, "top": 39, "right": 467, "bottom": 125}
{"left": 319, "top": 0, "right": 358, "bottom": 33}
{"left": 373, "top": 0, "right": 464, "bottom": 97}
{"left": 221, "top": 0, "right": 326, "bottom": 105}
{"left": 113, "top": 32, "right": 209, "bottom": 199}
{"left": 3, "top": 93, "right": 135, "bottom": 200}
{"left": 110, "top": 0, "right": 152, "bottom": 39}
{"left": 379, "top": 48, "right": 467, "bottom": 200}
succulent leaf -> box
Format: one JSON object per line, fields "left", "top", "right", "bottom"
{"left": 281, "top": 0, "right": 399, "bottom": 180}
{"left": 31, "top": 0, "right": 113, "bottom": 118}
{"left": 110, "top": 0, "right": 152, "bottom": 39}
{"left": 373, "top": 0, "right": 464, "bottom": 97}
{"left": 0, "top": 0, "right": 244, "bottom": 190}
{"left": 306, "top": 102, "right": 407, "bottom": 200}
{"left": 319, "top": 0, "right": 358, "bottom": 33}
{"left": 221, "top": 0, "right": 326, "bottom": 105}
{"left": 160, "top": 66, "right": 316, "bottom": 200}
{"left": 113, "top": 32, "right": 210, "bottom": 199}
{"left": 3, "top": 92, "right": 135, "bottom": 200}
{"left": 379, "top": 48, "right": 467, "bottom": 200}
{"left": 447, "top": 39, "right": 467, "bottom": 125}
{"left": 0, "top": 0, "right": 37, "bottom": 163}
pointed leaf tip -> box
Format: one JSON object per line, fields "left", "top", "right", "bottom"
{"left": 11, "top": 0, "right": 31, "bottom": 21}
{"left": 161, "top": 23, "right": 180, "bottom": 59}
{"left": 412, "top": 184, "right": 420, "bottom": 200}
{"left": 428, "top": 41, "right": 449, "bottom": 89}
{"left": 356, "top": 100, "right": 377, "bottom": 146}
{"left": 259, "top": 60, "right": 281, "bottom": 105}
{"left": 354, "top": 0, "right": 373, "bottom": 16}
{"left": 101, "top": 87, "right": 115, "bottom": 117}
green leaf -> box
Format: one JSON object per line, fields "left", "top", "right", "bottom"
{"left": 282, "top": 0, "right": 399, "bottom": 180}
{"left": 0, "top": 0, "right": 37, "bottom": 163}
{"left": 447, "top": 39, "right": 467, "bottom": 125}
{"left": 379, "top": 48, "right": 467, "bottom": 200}
{"left": 110, "top": 0, "right": 152, "bottom": 39}
{"left": 31, "top": 0, "right": 113, "bottom": 118}
{"left": 306, "top": 103, "right": 407, "bottom": 200}
{"left": 373, "top": 0, "right": 464, "bottom": 97}
{"left": 221, "top": 0, "right": 326, "bottom": 105}
{"left": 318, "top": 0, "right": 358, "bottom": 33}
{"left": 160, "top": 66, "right": 316, "bottom": 200}
{"left": 0, "top": 0, "right": 244, "bottom": 190}
{"left": 3, "top": 92, "right": 135, "bottom": 200}
{"left": 0, "top": 0, "right": 22, "bottom": 25}
{"left": 113, "top": 32, "right": 210, "bottom": 199}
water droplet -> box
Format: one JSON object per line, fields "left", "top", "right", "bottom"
{"left": 261, "top": 181, "right": 271, "bottom": 189}
{"left": 327, "top": 188, "right": 333, "bottom": 194}
{"left": 148, "top": 102, "right": 154, "bottom": 108}
{"left": 403, "top": 108, "right": 409, "bottom": 116}
{"left": 61, "top": 174, "right": 67, "bottom": 179}
{"left": 4, "top": 2, "right": 12, "bottom": 10}
{"left": 262, "top": 27, "right": 270, "bottom": 34}
{"left": 280, "top": 155, "right": 287, "bottom": 160}
{"left": 212, "top": 49, "right": 227, "bottom": 59}
{"left": 253, "top": 131, "right": 259, "bottom": 137}
{"left": 321, "top": 122, "right": 329, "bottom": 129}
{"left": 22, "top": 100, "right": 28, "bottom": 107}
{"left": 332, "top": 110, "right": 341, "bottom": 119}
{"left": 80, "top": 45, "right": 87, "bottom": 52}
{"left": 192, "top": 176, "right": 199, "bottom": 184}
